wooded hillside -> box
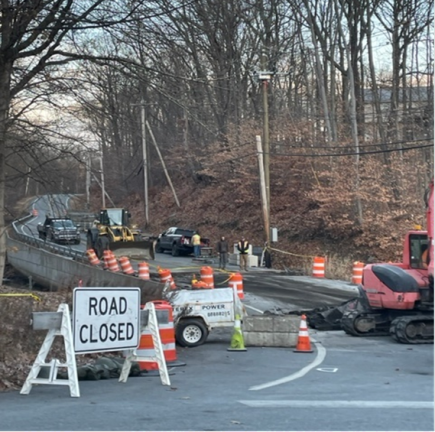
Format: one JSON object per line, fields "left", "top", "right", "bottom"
{"left": 1, "top": 0, "right": 433, "bottom": 281}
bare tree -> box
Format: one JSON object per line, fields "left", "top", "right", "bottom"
{"left": 0, "top": 0, "right": 148, "bottom": 282}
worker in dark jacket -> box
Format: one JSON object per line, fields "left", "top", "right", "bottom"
{"left": 216, "top": 236, "right": 229, "bottom": 270}
{"left": 237, "top": 236, "right": 250, "bottom": 271}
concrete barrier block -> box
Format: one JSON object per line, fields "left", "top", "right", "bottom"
{"left": 273, "top": 333, "right": 298, "bottom": 347}
{"left": 244, "top": 332, "right": 273, "bottom": 347}
{"left": 243, "top": 315, "right": 274, "bottom": 332}
{"left": 273, "top": 316, "right": 300, "bottom": 333}
{"left": 242, "top": 315, "right": 300, "bottom": 348}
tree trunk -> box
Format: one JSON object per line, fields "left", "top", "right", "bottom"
{"left": 303, "top": 0, "right": 334, "bottom": 144}
{"left": 335, "top": 0, "right": 363, "bottom": 225}
{"left": 0, "top": 61, "right": 12, "bottom": 283}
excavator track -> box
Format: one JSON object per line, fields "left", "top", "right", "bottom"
{"left": 390, "top": 315, "right": 434, "bottom": 344}
{"left": 341, "top": 310, "right": 390, "bottom": 337}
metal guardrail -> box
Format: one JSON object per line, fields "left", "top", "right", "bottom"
{"left": 10, "top": 213, "right": 86, "bottom": 262}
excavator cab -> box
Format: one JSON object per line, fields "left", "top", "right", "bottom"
{"left": 408, "top": 233, "right": 429, "bottom": 269}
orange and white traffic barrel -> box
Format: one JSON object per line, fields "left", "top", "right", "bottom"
{"left": 135, "top": 301, "right": 183, "bottom": 371}
{"left": 229, "top": 273, "right": 244, "bottom": 299}
{"left": 159, "top": 268, "right": 176, "bottom": 289}
{"left": 200, "top": 266, "right": 214, "bottom": 289}
{"left": 312, "top": 256, "right": 325, "bottom": 278}
{"left": 119, "top": 256, "right": 135, "bottom": 275}
{"left": 352, "top": 261, "right": 364, "bottom": 285}
{"left": 86, "top": 249, "right": 100, "bottom": 266}
{"left": 138, "top": 262, "right": 150, "bottom": 280}
{"left": 104, "top": 250, "right": 120, "bottom": 272}
{"left": 32, "top": 209, "right": 38, "bottom": 217}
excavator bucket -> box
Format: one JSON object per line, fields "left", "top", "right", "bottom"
{"left": 109, "top": 239, "right": 156, "bottom": 261}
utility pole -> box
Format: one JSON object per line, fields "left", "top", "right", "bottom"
{"left": 146, "top": 120, "right": 180, "bottom": 207}
{"left": 255, "top": 67, "right": 274, "bottom": 244}
{"left": 260, "top": 54, "right": 272, "bottom": 215}
{"left": 85, "top": 157, "right": 91, "bottom": 210}
{"left": 141, "top": 100, "right": 149, "bottom": 225}
{"left": 99, "top": 155, "right": 106, "bottom": 208}
{"left": 256, "top": 135, "right": 270, "bottom": 246}
{"left": 25, "top": 166, "right": 31, "bottom": 196}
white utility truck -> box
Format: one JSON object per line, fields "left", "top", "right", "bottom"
{"left": 168, "top": 287, "right": 244, "bottom": 347}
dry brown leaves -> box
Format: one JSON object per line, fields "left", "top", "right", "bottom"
{"left": 0, "top": 286, "right": 73, "bottom": 391}
{"left": 123, "top": 135, "right": 430, "bottom": 273}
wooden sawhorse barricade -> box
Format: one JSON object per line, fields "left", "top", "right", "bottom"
{"left": 21, "top": 302, "right": 170, "bottom": 398}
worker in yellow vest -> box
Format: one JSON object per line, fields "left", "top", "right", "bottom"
{"left": 237, "top": 236, "right": 249, "bottom": 271}
{"left": 192, "top": 232, "right": 201, "bottom": 258}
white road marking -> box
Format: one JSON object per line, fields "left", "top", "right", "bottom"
{"left": 244, "top": 304, "right": 264, "bottom": 314}
{"left": 316, "top": 367, "right": 338, "bottom": 373}
{"left": 239, "top": 400, "right": 434, "bottom": 409}
{"left": 249, "top": 340, "right": 326, "bottom": 391}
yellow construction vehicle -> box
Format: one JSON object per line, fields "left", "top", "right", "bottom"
{"left": 87, "top": 208, "right": 155, "bottom": 260}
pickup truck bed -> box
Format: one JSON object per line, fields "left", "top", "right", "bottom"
{"left": 156, "top": 227, "right": 209, "bottom": 256}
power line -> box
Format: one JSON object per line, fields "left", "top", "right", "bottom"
{"left": 270, "top": 143, "right": 433, "bottom": 158}
{"left": 198, "top": 142, "right": 432, "bottom": 167}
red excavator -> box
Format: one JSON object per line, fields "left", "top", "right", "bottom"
{"left": 341, "top": 179, "right": 434, "bottom": 343}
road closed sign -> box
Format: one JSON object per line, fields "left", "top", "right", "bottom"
{"left": 73, "top": 287, "right": 141, "bottom": 354}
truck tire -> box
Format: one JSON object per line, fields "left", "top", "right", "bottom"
{"left": 176, "top": 319, "right": 209, "bottom": 347}
{"left": 172, "top": 243, "right": 180, "bottom": 257}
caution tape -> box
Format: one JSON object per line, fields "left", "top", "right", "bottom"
{"left": 216, "top": 275, "right": 232, "bottom": 285}
{"left": 267, "top": 246, "right": 316, "bottom": 259}
{"left": 0, "top": 293, "right": 41, "bottom": 301}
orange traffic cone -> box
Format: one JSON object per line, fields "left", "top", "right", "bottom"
{"left": 294, "top": 314, "right": 313, "bottom": 353}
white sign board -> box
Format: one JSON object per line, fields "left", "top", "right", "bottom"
{"left": 73, "top": 287, "right": 141, "bottom": 354}
{"left": 171, "top": 288, "right": 235, "bottom": 326}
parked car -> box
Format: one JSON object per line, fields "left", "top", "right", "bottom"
{"left": 37, "top": 217, "right": 81, "bottom": 245}
{"left": 155, "top": 227, "right": 209, "bottom": 256}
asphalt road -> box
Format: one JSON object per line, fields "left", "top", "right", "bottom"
{"left": 22, "top": 194, "right": 357, "bottom": 312}
{"left": 3, "top": 194, "right": 433, "bottom": 431}
{"left": 0, "top": 330, "right": 433, "bottom": 431}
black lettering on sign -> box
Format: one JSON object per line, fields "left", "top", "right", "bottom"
{"left": 90, "top": 324, "right": 98, "bottom": 343}
{"left": 89, "top": 298, "right": 98, "bottom": 315}
{"left": 109, "top": 297, "right": 118, "bottom": 314}
{"left": 100, "top": 324, "right": 108, "bottom": 342}
{"left": 118, "top": 322, "right": 125, "bottom": 340}
{"left": 109, "top": 323, "right": 117, "bottom": 341}
{"left": 126, "top": 322, "right": 134, "bottom": 340}
{"left": 119, "top": 297, "right": 127, "bottom": 314}
{"left": 79, "top": 325, "right": 88, "bottom": 343}
{"left": 99, "top": 297, "right": 108, "bottom": 315}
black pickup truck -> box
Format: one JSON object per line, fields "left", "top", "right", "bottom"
{"left": 155, "top": 227, "right": 209, "bottom": 256}
{"left": 37, "top": 217, "right": 81, "bottom": 245}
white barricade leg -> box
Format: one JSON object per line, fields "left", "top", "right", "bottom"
{"left": 20, "top": 304, "right": 80, "bottom": 397}
{"left": 119, "top": 303, "right": 170, "bottom": 386}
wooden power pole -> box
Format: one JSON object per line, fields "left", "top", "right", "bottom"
{"left": 256, "top": 135, "right": 270, "bottom": 245}
{"left": 141, "top": 100, "right": 149, "bottom": 225}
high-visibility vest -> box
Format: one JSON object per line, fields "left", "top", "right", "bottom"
{"left": 192, "top": 234, "right": 201, "bottom": 245}
{"left": 238, "top": 241, "right": 249, "bottom": 254}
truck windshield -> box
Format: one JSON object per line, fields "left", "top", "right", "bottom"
{"left": 53, "top": 220, "right": 74, "bottom": 228}
{"left": 106, "top": 209, "right": 124, "bottom": 226}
